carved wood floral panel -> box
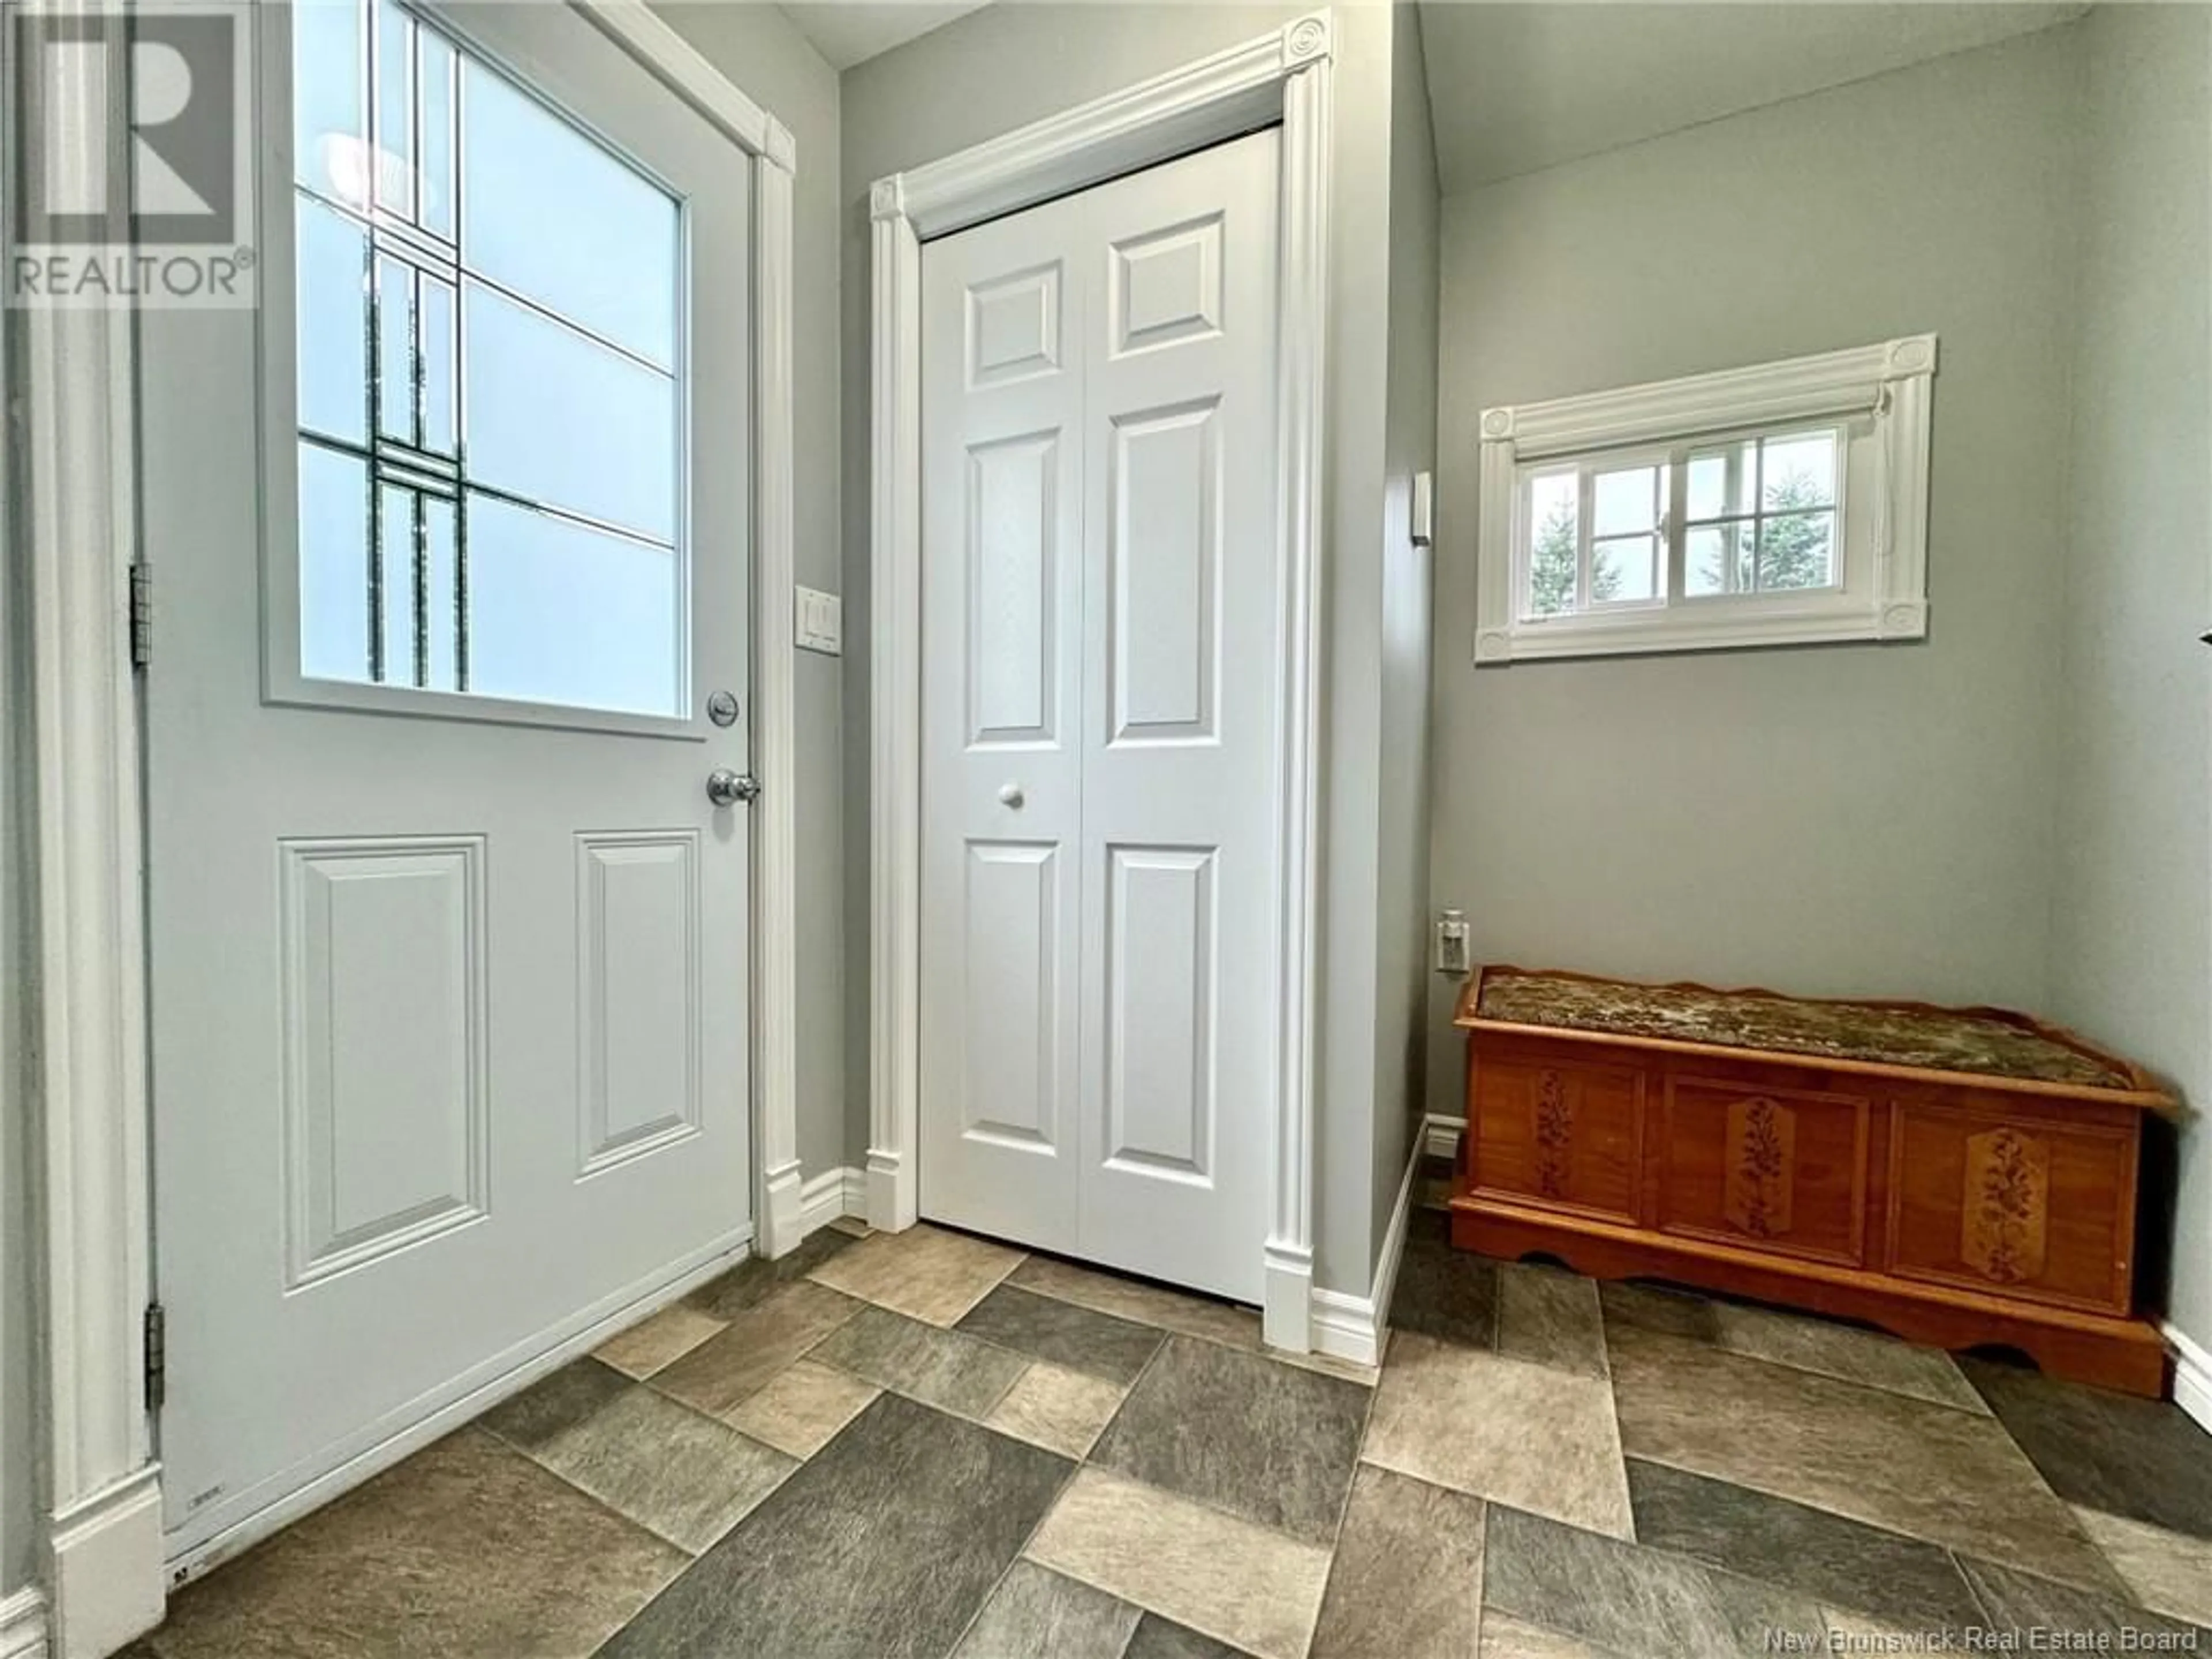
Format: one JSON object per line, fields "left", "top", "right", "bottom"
{"left": 1962, "top": 1127, "right": 2050, "bottom": 1284}
{"left": 1533, "top": 1068, "right": 1572, "bottom": 1199}
{"left": 1724, "top": 1095, "right": 1796, "bottom": 1239}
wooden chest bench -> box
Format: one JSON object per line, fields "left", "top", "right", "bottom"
{"left": 1450, "top": 965, "right": 2178, "bottom": 1396}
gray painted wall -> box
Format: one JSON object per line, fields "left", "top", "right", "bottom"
{"left": 840, "top": 3, "right": 1426, "bottom": 1293}
{"left": 1369, "top": 3, "right": 1440, "bottom": 1273}
{"left": 1424, "top": 25, "right": 2085, "bottom": 1119}
{"left": 648, "top": 2, "right": 849, "bottom": 1181}
{"left": 2050, "top": 5, "right": 2212, "bottom": 1356}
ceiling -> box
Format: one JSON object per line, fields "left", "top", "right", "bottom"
{"left": 779, "top": 2, "right": 991, "bottom": 70}
{"left": 1417, "top": 2, "right": 2085, "bottom": 195}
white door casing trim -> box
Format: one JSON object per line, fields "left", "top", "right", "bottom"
{"left": 868, "top": 13, "right": 1334, "bottom": 1351}
{"left": 17, "top": 4, "right": 165, "bottom": 1650}
{"left": 21, "top": 4, "right": 801, "bottom": 1645}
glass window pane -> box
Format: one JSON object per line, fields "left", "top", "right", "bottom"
{"left": 374, "top": 0, "right": 415, "bottom": 222}
{"left": 1687, "top": 440, "right": 1758, "bottom": 522}
{"left": 1593, "top": 535, "right": 1658, "bottom": 603}
{"left": 380, "top": 484, "right": 419, "bottom": 684}
{"left": 1687, "top": 522, "right": 1751, "bottom": 596}
{"left": 297, "top": 196, "right": 367, "bottom": 443}
{"left": 293, "top": 0, "right": 365, "bottom": 199}
{"left": 419, "top": 26, "right": 457, "bottom": 239}
{"left": 293, "top": 1, "right": 692, "bottom": 721}
{"left": 421, "top": 274, "right": 455, "bottom": 453}
{"left": 461, "top": 60, "right": 679, "bottom": 367}
{"left": 1593, "top": 465, "right": 1657, "bottom": 537}
{"left": 376, "top": 256, "right": 413, "bottom": 441}
{"left": 1756, "top": 510, "right": 1835, "bottom": 590}
{"left": 1525, "top": 472, "right": 1580, "bottom": 618}
{"left": 465, "top": 495, "right": 679, "bottom": 716}
{"left": 424, "top": 497, "right": 459, "bottom": 691}
{"left": 300, "top": 443, "right": 370, "bottom": 682}
{"left": 464, "top": 282, "right": 677, "bottom": 541}
{"left": 1762, "top": 430, "right": 1838, "bottom": 511}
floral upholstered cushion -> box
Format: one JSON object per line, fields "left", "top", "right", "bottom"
{"left": 1473, "top": 970, "right": 2135, "bottom": 1090}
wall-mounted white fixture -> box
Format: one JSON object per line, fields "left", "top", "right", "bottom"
{"left": 796, "top": 586, "right": 842, "bottom": 655}
{"left": 1411, "top": 469, "right": 1434, "bottom": 547}
{"left": 1434, "top": 907, "right": 1470, "bottom": 976}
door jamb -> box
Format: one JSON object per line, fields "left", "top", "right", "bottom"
{"left": 18, "top": 3, "right": 802, "bottom": 1650}
{"left": 866, "top": 13, "right": 1334, "bottom": 1351}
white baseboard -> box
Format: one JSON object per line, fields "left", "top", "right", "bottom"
{"left": 2168, "top": 1321, "right": 2212, "bottom": 1433}
{"left": 1307, "top": 1288, "right": 1373, "bottom": 1365}
{"left": 1422, "top": 1112, "right": 1461, "bottom": 1161}
{"left": 168, "top": 1224, "right": 754, "bottom": 1581}
{"left": 866, "top": 1147, "right": 916, "bottom": 1233}
{"left": 762, "top": 1160, "right": 806, "bottom": 1257}
{"left": 2, "top": 1588, "right": 49, "bottom": 1659}
{"left": 1262, "top": 1241, "right": 1314, "bottom": 1353}
{"left": 49, "top": 1467, "right": 162, "bottom": 1659}
{"left": 1308, "top": 1139, "right": 1423, "bottom": 1369}
{"left": 800, "top": 1166, "right": 868, "bottom": 1236}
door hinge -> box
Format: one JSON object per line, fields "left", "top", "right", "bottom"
{"left": 144, "top": 1301, "right": 166, "bottom": 1413}
{"left": 129, "top": 563, "right": 152, "bottom": 670}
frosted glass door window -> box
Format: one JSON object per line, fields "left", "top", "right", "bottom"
{"left": 291, "top": 0, "right": 685, "bottom": 717}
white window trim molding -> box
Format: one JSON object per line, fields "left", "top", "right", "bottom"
{"left": 1475, "top": 335, "right": 1937, "bottom": 664}
{"left": 17, "top": 5, "right": 801, "bottom": 1643}
{"left": 868, "top": 13, "right": 1334, "bottom": 1352}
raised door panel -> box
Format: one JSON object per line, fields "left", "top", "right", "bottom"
{"left": 280, "top": 838, "right": 490, "bottom": 1287}
{"left": 1108, "top": 400, "right": 1219, "bottom": 746}
{"left": 1103, "top": 845, "right": 1217, "bottom": 1180}
{"left": 967, "top": 431, "right": 1063, "bottom": 747}
{"left": 968, "top": 261, "right": 1063, "bottom": 388}
{"left": 1469, "top": 1047, "right": 1645, "bottom": 1224}
{"left": 1885, "top": 1099, "right": 2137, "bottom": 1315}
{"left": 961, "top": 842, "right": 1066, "bottom": 1152}
{"left": 1656, "top": 1077, "right": 1870, "bottom": 1266}
{"left": 1110, "top": 213, "right": 1224, "bottom": 357}
{"left": 575, "top": 832, "right": 700, "bottom": 1175}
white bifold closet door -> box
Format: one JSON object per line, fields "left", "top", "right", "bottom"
{"left": 918, "top": 128, "right": 1282, "bottom": 1303}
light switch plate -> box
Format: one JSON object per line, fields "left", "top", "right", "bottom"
{"left": 1434, "top": 907, "right": 1469, "bottom": 976}
{"left": 795, "top": 586, "right": 842, "bottom": 655}
{"left": 1411, "top": 470, "right": 1434, "bottom": 547}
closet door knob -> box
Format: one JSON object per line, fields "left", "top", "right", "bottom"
{"left": 998, "top": 782, "right": 1025, "bottom": 809}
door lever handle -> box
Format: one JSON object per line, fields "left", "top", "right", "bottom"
{"left": 707, "top": 768, "right": 760, "bottom": 807}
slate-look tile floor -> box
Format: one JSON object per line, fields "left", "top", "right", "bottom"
{"left": 137, "top": 1169, "right": 2212, "bottom": 1658}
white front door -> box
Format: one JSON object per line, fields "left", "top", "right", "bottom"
{"left": 144, "top": 0, "right": 757, "bottom": 1562}
{"left": 919, "top": 130, "right": 1282, "bottom": 1302}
